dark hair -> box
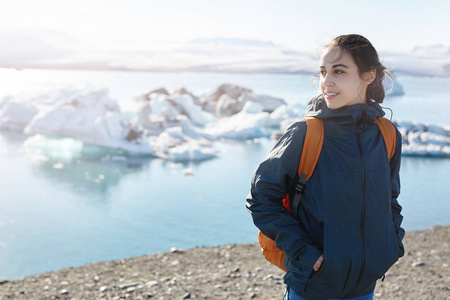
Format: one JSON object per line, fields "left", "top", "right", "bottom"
{"left": 326, "top": 34, "right": 390, "bottom": 103}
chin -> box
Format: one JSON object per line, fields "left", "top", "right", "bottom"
{"left": 325, "top": 101, "right": 342, "bottom": 110}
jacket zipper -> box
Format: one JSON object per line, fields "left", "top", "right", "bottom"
{"left": 346, "top": 126, "right": 366, "bottom": 297}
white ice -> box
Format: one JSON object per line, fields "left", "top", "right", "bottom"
{"left": 2, "top": 83, "right": 450, "bottom": 161}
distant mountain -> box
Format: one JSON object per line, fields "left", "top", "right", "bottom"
{"left": 411, "top": 44, "right": 450, "bottom": 56}
{"left": 0, "top": 31, "right": 449, "bottom": 77}
{"left": 188, "top": 37, "right": 277, "bottom": 48}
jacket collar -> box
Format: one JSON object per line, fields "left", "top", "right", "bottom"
{"left": 305, "top": 95, "right": 385, "bottom": 126}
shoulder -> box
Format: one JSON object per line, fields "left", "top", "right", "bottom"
{"left": 285, "top": 119, "right": 308, "bottom": 136}
{"left": 277, "top": 119, "right": 308, "bottom": 148}
{"left": 263, "top": 119, "right": 308, "bottom": 163}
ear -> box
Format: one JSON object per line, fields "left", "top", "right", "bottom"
{"left": 363, "top": 68, "right": 376, "bottom": 85}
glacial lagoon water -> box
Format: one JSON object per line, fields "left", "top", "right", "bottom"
{"left": 0, "top": 69, "right": 450, "bottom": 279}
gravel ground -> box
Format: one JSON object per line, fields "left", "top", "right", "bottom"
{"left": 0, "top": 226, "right": 449, "bottom": 300}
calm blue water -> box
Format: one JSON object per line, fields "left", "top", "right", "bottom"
{"left": 0, "top": 69, "right": 449, "bottom": 279}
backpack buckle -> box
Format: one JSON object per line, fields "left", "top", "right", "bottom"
{"left": 295, "top": 173, "right": 308, "bottom": 194}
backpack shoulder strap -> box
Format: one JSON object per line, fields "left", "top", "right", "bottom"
{"left": 374, "top": 117, "right": 396, "bottom": 160}
{"left": 291, "top": 117, "right": 324, "bottom": 219}
{"left": 298, "top": 117, "right": 324, "bottom": 179}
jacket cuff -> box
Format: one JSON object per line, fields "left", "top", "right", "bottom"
{"left": 296, "top": 245, "right": 323, "bottom": 270}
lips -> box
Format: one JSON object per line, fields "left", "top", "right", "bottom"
{"left": 324, "top": 92, "right": 339, "bottom": 99}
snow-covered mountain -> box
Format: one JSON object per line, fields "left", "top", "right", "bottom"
{"left": 0, "top": 31, "right": 449, "bottom": 77}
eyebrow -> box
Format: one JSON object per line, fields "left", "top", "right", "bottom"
{"left": 320, "top": 64, "right": 349, "bottom": 69}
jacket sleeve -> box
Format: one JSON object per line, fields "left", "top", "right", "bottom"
{"left": 390, "top": 126, "right": 405, "bottom": 257}
{"left": 246, "top": 120, "right": 322, "bottom": 269}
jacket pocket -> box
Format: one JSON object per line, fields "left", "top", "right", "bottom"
{"left": 294, "top": 222, "right": 351, "bottom": 299}
{"left": 366, "top": 219, "right": 401, "bottom": 280}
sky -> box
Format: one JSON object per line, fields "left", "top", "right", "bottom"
{"left": 1, "top": 0, "right": 449, "bottom": 53}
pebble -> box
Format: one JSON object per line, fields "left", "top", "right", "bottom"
{"left": 171, "top": 260, "right": 180, "bottom": 266}
{"left": 412, "top": 262, "right": 426, "bottom": 267}
{"left": 60, "top": 289, "right": 69, "bottom": 295}
{"left": 119, "top": 282, "right": 141, "bottom": 290}
{"left": 146, "top": 280, "right": 159, "bottom": 287}
{"left": 0, "top": 278, "right": 8, "bottom": 284}
{"left": 170, "top": 247, "right": 184, "bottom": 253}
{"left": 0, "top": 227, "right": 448, "bottom": 300}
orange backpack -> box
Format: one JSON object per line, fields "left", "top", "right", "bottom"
{"left": 258, "top": 116, "right": 397, "bottom": 271}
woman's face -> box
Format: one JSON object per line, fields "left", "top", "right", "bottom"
{"left": 319, "top": 47, "right": 371, "bottom": 109}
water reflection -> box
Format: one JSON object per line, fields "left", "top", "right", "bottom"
{"left": 29, "top": 157, "right": 152, "bottom": 197}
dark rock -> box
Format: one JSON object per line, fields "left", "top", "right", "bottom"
{"left": 119, "top": 282, "right": 141, "bottom": 290}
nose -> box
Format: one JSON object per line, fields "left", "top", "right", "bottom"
{"left": 322, "top": 74, "right": 335, "bottom": 87}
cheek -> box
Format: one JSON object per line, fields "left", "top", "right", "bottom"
{"left": 319, "top": 78, "right": 325, "bottom": 89}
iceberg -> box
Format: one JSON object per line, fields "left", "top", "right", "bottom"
{"left": 204, "top": 102, "right": 272, "bottom": 140}
{"left": 136, "top": 90, "right": 215, "bottom": 136}
{"left": 24, "top": 89, "right": 154, "bottom": 156}
{"left": 167, "top": 94, "right": 216, "bottom": 126}
{"left": 0, "top": 99, "right": 39, "bottom": 131}
{"left": 151, "top": 126, "right": 217, "bottom": 161}
{"left": 395, "top": 121, "right": 450, "bottom": 157}
{"left": 201, "top": 84, "right": 286, "bottom": 116}
{"left": 5, "top": 83, "right": 449, "bottom": 162}
{"left": 136, "top": 84, "right": 287, "bottom": 142}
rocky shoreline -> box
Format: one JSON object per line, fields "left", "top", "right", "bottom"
{"left": 1, "top": 226, "right": 449, "bottom": 300}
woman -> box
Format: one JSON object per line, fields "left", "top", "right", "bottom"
{"left": 246, "top": 34, "right": 405, "bottom": 300}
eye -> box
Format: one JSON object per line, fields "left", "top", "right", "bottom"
{"left": 319, "top": 70, "right": 327, "bottom": 76}
{"left": 334, "top": 69, "right": 344, "bottom": 74}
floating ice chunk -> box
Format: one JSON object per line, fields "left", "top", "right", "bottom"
{"left": 426, "top": 124, "right": 449, "bottom": 136}
{"left": 24, "top": 89, "right": 154, "bottom": 156}
{"left": 0, "top": 100, "right": 39, "bottom": 131}
{"left": 419, "top": 132, "right": 450, "bottom": 146}
{"left": 151, "top": 126, "right": 217, "bottom": 161}
{"left": 397, "top": 121, "right": 450, "bottom": 157}
{"left": 238, "top": 93, "right": 286, "bottom": 113}
{"left": 268, "top": 103, "right": 305, "bottom": 130}
{"left": 168, "top": 94, "right": 215, "bottom": 126}
{"left": 213, "top": 88, "right": 286, "bottom": 116}
{"left": 216, "top": 94, "right": 236, "bottom": 117}
{"left": 23, "top": 134, "right": 84, "bottom": 161}
{"left": 166, "top": 142, "right": 217, "bottom": 161}
{"left": 175, "top": 115, "right": 214, "bottom": 140}
{"left": 137, "top": 94, "right": 215, "bottom": 137}
{"left": 205, "top": 109, "right": 271, "bottom": 140}
{"left": 241, "top": 101, "right": 264, "bottom": 114}
{"left": 201, "top": 84, "right": 253, "bottom": 113}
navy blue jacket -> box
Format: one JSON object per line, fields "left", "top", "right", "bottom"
{"left": 246, "top": 96, "right": 405, "bottom": 299}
